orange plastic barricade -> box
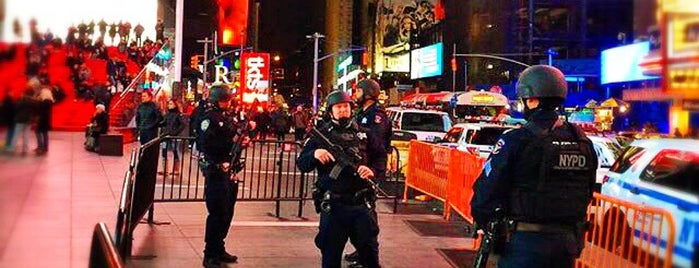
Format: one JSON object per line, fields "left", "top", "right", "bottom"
{"left": 576, "top": 193, "right": 676, "bottom": 268}
{"left": 445, "top": 149, "right": 486, "bottom": 224}
{"left": 405, "top": 140, "right": 451, "bottom": 205}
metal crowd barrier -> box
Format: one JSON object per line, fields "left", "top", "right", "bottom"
{"left": 575, "top": 192, "right": 676, "bottom": 268}
{"left": 89, "top": 222, "right": 125, "bottom": 268}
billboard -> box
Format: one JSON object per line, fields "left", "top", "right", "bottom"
{"left": 217, "top": 0, "right": 249, "bottom": 46}
{"left": 410, "top": 42, "right": 443, "bottom": 79}
{"left": 375, "top": 0, "right": 443, "bottom": 73}
{"left": 240, "top": 53, "right": 270, "bottom": 104}
{"left": 601, "top": 41, "right": 660, "bottom": 84}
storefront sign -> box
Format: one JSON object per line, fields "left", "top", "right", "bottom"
{"left": 240, "top": 53, "right": 270, "bottom": 104}
{"left": 410, "top": 42, "right": 443, "bottom": 79}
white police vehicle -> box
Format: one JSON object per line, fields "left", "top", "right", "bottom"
{"left": 588, "top": 135, "right": 623, "bottom": 190}
{"left": 386, "top": 107, "right": 452, "bottom": 142}
{"left": 601, "top": 139, "right": 699, "bottom": 267}
{"left": 438, "top": 123, "right": 516, "bottom": 159}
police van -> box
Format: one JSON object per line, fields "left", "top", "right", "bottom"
{"left": 386, "top": 107, "right": 452, "bottom": 142}
{"left": 438, "top": 122, "right": 516, "bottom": 159}
{"left": 601, "top": 139, "right": 699, "bottom": 267}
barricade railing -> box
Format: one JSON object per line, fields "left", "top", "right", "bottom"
{"left": 575, "top": 192, "right": 676, "bottom": 268}
{"left": 404, "top": 140, "right": 485, "bottom": 220}
{"left": 89, "top": 222, "right": 125, "bottom": 268}
{"left": 150, "top": 137, "right": 316, "bottom": 218}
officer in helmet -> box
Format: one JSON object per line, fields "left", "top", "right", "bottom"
{"left": 198, "top": 84, "right": 250, "bottom": 267}
{"left": 297, "top": 90, "right": 382, "bottom": 268}
{"left": 471, "top": 65, "right": 597, "bottom": 267}
{"left": 345, "top": 78, "right": 391, "bottom": 266}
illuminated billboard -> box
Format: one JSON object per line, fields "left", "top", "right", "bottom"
{"left": 240, "top": 53, "right": 270, "bottom": 104}
{"left": 601, "top": 41, "right": 660, "bottom": 84}
{"left": 217, "top": 0, "right": 249, "bottom": 46}
{"left": 410, "top": 42, "right": 443, "bottom": 79}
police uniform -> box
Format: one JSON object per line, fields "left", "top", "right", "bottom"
{"left": 471, "top": 65, "right": 597, "bottom": 267}
{"left": 355, "top": 103, "right": 391, "bottom": 182}
{"left": 197, "top": 87, "right": 241, "bottom": 267}
{"left": 297, "top": 117, "right": 381, "bottom": 268}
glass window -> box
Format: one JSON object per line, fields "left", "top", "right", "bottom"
{"left": 470, "top": 127, "right": 508, "bottom": 146}
{"left": 640, "top": 149, "right": 699, "bottom": 195}
{"left": 443, "top": 127, "right": 463, "bottom": 143}
{"left": 401, "top": 113, "right": 445, "bottom": 132}
{"left": 610, "top": 146, "right": 646, "bottom": 173}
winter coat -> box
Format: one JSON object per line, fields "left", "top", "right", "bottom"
{"left": 162, "top": 109, "right": 185, "bottom": 136}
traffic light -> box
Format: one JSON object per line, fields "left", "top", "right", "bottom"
{"left": 451, "top": 57, "right": 457, "bottom": 71}
{"left": 190, "top": 55, "right": 199, "bottom": 69}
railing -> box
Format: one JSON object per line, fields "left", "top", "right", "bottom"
{"left": 576, "top": 192, "right": 676, "bottom": 268}
{"left": 89, "top": 222, "right": 124, "bottom": 268}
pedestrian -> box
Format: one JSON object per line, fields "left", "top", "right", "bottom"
{"left": 271, "top": 106, "right": 289, "bottom": 141}
{"left": 196, "top": 84, "right": 251, "bottom": 267}
{"left": 471, "top": 65, "right": 597, "bottom": 267}
{"left": 98, "top": 19, "right": 107, "bottom": 38}
{"left": 161, "top": 100, "right": 185, "bottom": 172}
{"left": 292, "top": 105, "right": 309, "bottom": 141}
{"left": 134, "top": 23, "right": 145, "bottom": 46}
{"left": 297, "top": 90, "right": 381, "bottom": 268}
{"left": 1, "top": 88, "right": 16, "bottom": 149}
{"left": 344, "top": 78, "right": 392, "bottom": 265}
{"left": 155, "top": 19, "right": 165, "bottom": 42}
{"left": 135, "top": 91, "right": 162, "bottom": 144}
{"left": 108, "top": 23, "right": 117, "bottom": 44}
{"left": 85, "top": 104, "right": 109, "bottom": 151}
{"left": 34, "top": 86, "right": 54, "bottom": 155}
{"left": 6, "top": 88, "right": 36, "bottom": 155}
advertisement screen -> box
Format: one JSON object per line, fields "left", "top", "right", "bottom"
{"left": 601, "top": 41, "right": 659, "bottom": 84}
{"left": 240, "top": 53, "right": 270, "bottom": 104}
{"left": 217, "top": 0, "right": 249, "bottom": 46}
{"left": 375, "top": 0, "right": 443, "bottom": 73}
{"left": 410, "top": 42, "right": 443, "bottom": 79}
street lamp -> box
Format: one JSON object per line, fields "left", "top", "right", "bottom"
{"left": 273, "top": 55, "right": 280, "bottom": 62}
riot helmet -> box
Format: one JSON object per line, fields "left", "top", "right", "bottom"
{"left": 355, "top": 78, "right": 381, "bottom": 104}
{"left": 208, "top": 84, "right": 232, "bottom": 103}
{"left": 325, "top": 90, "right": 353, "bottom": 126}
{"left": 516, "top": 65, "right": 567, "bottom": 100}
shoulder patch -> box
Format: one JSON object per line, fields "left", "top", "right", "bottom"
{"left": 200, "top": 119, "right": 210, "bottom": 131}
{"left": 492, "top": 139, "right": 505, "bottom": 155}
{"left": 219, "top": 121, "right": 224, "bottom": 127}
{"left": 361, "top": 117, "right": 368, "bottom": 124}
{"left": 357, "top": 132, "right": 368, "bottom": 140}
{"left": 483, "top": 159, "right": 492, "bottom": 177}
{"left": 374, "top": 115, "right": 382, "bottom": 124}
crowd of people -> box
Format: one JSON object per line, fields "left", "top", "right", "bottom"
{"left": 1, "top": 79, "right": 55, "bottom": 155}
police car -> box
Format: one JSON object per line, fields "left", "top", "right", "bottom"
{"left": 588, "top": 135, "right": 623, "bottom": 190}
{"left": 438, "top": 122, "right": 516, "bottom": 159}
{"left": 601, "top": 139, "right": 699, "bottom": 267}
{"left": 386, "top": 107, "right": 452, "bottom": 142}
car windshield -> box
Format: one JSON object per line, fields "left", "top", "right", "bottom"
{"left": 470, "top": 127, "right": 508, "bottom": 146}
{"left": 442, "top": 128, "right": 463, "bottom": 143}
{"left": 610, "top": 146, "right": 646, "bottom": 173}
{"left": 401, "top": 113, "right": 445, "bottom": 132}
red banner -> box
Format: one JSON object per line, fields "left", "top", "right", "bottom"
{"left": 217, "top": 0, "right": 249, "bottom": 46}
{"left": 240, "top": 53, "right": 270, "bottom": 104}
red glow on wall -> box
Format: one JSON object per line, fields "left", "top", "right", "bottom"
{"left": 217, "top": 0, "right": 249, "bottom": 46}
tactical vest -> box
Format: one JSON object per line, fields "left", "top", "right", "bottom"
{"left": 509, "top": 122, "right": 595, "bottom": 225}
{"left": 319, "top": 122, "right": 369, "bottom": 194}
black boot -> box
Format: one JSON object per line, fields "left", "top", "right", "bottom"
{"left": 344, "top": 250, "right": 360, "bottom": 262}
{"left": 220, "top": 252, "right": 238, "bottom": 263}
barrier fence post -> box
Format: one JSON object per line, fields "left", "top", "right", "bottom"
{"left": 275, "top": 142, "right": 284, "bottom": 218}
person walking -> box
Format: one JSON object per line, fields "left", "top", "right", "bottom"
{"left": 34, "top": 86, "right": 54, "bottom": 154}
{"left": 6, "top": 88, "right": 36, "bottom": 155}
{"left": 135, "top": 91, "right": 162, "bottom": 144}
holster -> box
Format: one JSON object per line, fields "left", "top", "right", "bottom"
{"left": 312, "top": 188, "right": 323, "bottom": 214}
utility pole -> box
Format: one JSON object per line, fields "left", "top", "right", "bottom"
{"left": 197, "top": 37, "right": 213, "bottom": 90}
{"left": 307, "top": 32, "right": 325, "bottom": 113}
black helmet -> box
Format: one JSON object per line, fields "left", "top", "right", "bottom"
{"left": 516, "top": 65, "right": 567, "bottom": 100}
{"left": 325, "top": 90, "right": 353, "bottom": 109}
{"left": 208, "top": 84, "right": 232, "bottom": 103}
{"left": 356, "top": 79, "right": 381, "bottom": 102}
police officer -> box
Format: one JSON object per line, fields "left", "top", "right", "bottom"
{"left": 344, "top": 79, "right": 391, "bottom": 265}
{"left": 471, "top": 65, "right": 597, "bottom": 267}
{"left": 197, "top": 84, "right": 249, "bottom": 267}
{"left": 297, "top": 90, "right": 381, "bottom": 268}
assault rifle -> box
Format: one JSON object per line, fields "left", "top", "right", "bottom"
{"left": 227, "top": 114, "right": 251, "bottom": 174}
{"left": 309, "top": 127, "right": 388, "bottom": 196}
{"left": 474, "top": 207, "right": 506, "bottom": 268}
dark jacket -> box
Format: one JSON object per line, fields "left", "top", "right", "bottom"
{"left": 35, "top": 99, "right": 53, "bottom": 132}
{"left": 136, "top": 101, "right": 162, "bottom": 133}
{"left": 14, "top": 96, "right": 35, "bottom": 124}
{"left": 91, "top": 112, "right": 109, "bottom": 135}
{"left": 0, "top": 95, "right": 15, "bottom": 126}
{"left": 162, "top": 108, "right": 185, "bottom": 136}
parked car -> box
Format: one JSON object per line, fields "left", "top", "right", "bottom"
{"left": 386, "top": 107, "right": 452, "bottom": 142}
{"left": 438, "top": 122, "right": 516, "bottom": 159}
{"left": 588, "top": 135, "right": 623, "bottom": 191}
{"left": 601, "top": 139, "right": 699, "bottom": 267}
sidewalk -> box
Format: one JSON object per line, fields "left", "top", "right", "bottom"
{"left": 0, "top": 131, "right": 478, "bottom": 268}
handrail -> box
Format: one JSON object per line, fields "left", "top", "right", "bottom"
{"left": 110, "top": 44, "right": 170, "bottom": 114}
{"left": 89, "top": 222, "right": 124, "bottom": 268}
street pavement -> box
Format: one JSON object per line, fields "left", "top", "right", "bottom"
{"left": 0, "top": 131, "right": 479, "bottom": 268}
